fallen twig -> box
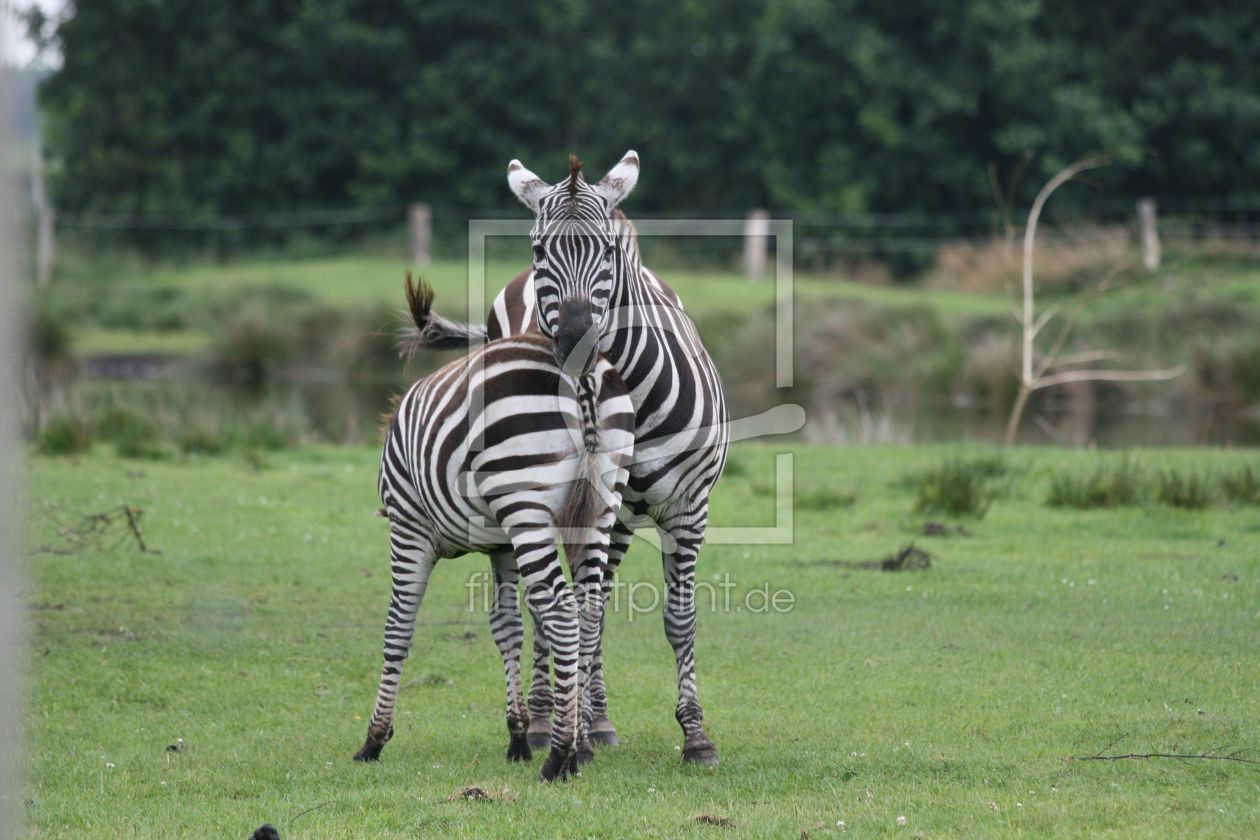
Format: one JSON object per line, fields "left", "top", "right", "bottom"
{"left": 34, "top": 503, "right": 159, "bottom": 555}
{"left": 1077, "top": 751, "right": 1259, "bottom": 765}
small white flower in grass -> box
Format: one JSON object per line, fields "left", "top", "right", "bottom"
{"left": 648, "top": 787, "right": 656, "bottom": 793}
{"left": 896, "top": 815, "right": 907, "bottom": 826}
{"left": 836, "top": 820, "right": 846, "bottom": 830}
{"left": 674, "top": 745, "right": 681, "bottom": 751}
{"left": 105, "top": 762, "right": 115, "bottom": 769}
{"left": 160, "top": 781, "right": 167, "bottom": 787}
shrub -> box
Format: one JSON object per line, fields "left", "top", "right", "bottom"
{"left": 205, "top": 310, "right": 297, "bottom": 384}
{"left": 795, "top": 486, "right": 858, "bottom": 511}
{"left": 1220, "top": 466, "right": 1260, "bottom": 505}
{"left": 96, "top": 406, "right": 167, "bottom": 459}
{"left": 1155, "top": 469, "right": 1214, "bottom": 509}
{"left": 910, "top": 456, "right": 1006, "bottom": 518}
{"left": 37, "top": 417, "right": 93, "bottom": 456}
{"left": 1047, "top": 458, "right": 1143, "bottom": 509}
{"left": 176, "top": 419, "right": 228, "bottom": 455}
{"left": 930, "top": 226, "right": 1132, "bottom": 294}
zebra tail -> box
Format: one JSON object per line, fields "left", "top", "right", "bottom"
{"left": 558, "top": 445, "right": 602, "bottom": 566}
{"left": 399, "top": 270, "right": 488, "bottom": 357}
{"left": 559, "top": 382, "right": 606, "bottom": 564}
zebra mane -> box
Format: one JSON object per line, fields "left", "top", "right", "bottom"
{"left": 567, "top": 154, "right": 583, "bottom": 201}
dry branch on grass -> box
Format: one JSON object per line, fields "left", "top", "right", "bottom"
{"left": 34, "top": 504, "right": 158, "bottom": 555}
{"left": 1076, "top": 750, "right": 1259, "bottom": 765}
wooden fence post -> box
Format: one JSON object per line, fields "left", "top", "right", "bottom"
{"left": 1137, "top": 197, "right": 1160, "bottom": 272}
{"left": 408, "top": 203, "right": 432, "bottom": 267}
{"left": 743, "top": 208, "right": 770, "bottom": 280}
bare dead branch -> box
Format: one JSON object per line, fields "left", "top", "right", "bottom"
{"left": 1004, "top": 154, "right": 1184, "bottom": 444}
{"left": 1031, "top": 365, "right": 1186, "bottom": 390}
{"left": 1020, "top": 155, "right": 1113, "bottom": 383}
{"left": 1077, "top": 752, "right": 1259, "bottom": 766}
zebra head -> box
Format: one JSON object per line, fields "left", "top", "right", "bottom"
{"left": 507, "top": 151, "right": 639, "bottom": 376}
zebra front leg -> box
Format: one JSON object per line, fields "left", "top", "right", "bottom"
{"left": 526, "top": 617, "right": 553, "bottom": 749}
{"left": 659, "top": 504, "right": 719, "bottom": 766}
{"left": 489, "top": 551, "right": 531, "bottom": 761}
{"left": 355, "top": 521, "right": 438, "bottom": 762}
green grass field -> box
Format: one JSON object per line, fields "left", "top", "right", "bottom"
{"left": 23, "top": 444, "right": 1260, "bottom": 837}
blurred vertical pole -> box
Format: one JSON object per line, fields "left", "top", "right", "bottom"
{"left": 31, "top": 142, "right": 54, "bottom": 284}
{"left": 743, "top": 208, "right": 769, "bottom": 280}
{"left": 1137, "top": 198, "right": 1160, "bottom": 271}
{"left": 408, "top": 203, "right": 432, "bottom": 268}
{"left": 0, "top": 53, "right": 23, "bottom": 840}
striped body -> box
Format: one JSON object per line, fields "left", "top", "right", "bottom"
{"left": 492, "top": 152, "right": 729, "bottom": 762}
{"left": 356, "top": 331, "right": 634, "bottom": 780}
{"left": 380, "top": 335, "right": 632, "bottom": 555}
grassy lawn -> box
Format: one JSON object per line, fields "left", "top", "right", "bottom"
{"left": 22, "top": 443, "right": 1260, "bottom": 837}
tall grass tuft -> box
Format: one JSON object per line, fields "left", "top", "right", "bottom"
{"left": 1156, "top": 469, "right": 1214, "bottom": 509}
{"left": 37, "top": 416, "right": 93, "bottom": 456}
{"left": 1046, "top": 457, "right": 1143, "bottom": 508}
{"left": 910, "top": 456, "right": 1007, "bottom": 518}
{"left": 1220, "top": 465, "right": 1260, "bottom": 505}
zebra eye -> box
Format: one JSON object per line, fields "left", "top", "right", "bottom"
{"left": 604, "top": 243, "right": 616, "bottom": 259}
{"left": 533, "top": 245, "right": 546, "bottom": 263}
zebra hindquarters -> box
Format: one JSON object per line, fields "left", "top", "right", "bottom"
{"left": 354, "top": 518, "right": 439, "bottom": 762}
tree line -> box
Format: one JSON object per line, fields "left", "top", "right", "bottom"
{"left": 30, "top": 0, "right": 1260, "bottom": 228}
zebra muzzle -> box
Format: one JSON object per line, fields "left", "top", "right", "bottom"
{"left": 555, "top": 298, "right": 599, "bottom": 376}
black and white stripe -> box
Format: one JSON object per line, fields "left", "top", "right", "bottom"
{"left": 434, "top": 152, "right": 730, "bottom": 763}
{"left": 354, "top": 277, "right": 634, "bottom": 781}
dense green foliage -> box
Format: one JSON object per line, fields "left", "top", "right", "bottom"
{"left": 25, "top": 444, "right": 1260, "bottom": 835}
{"left": 34, "top": 1, "right": 1260, "bottom": 225}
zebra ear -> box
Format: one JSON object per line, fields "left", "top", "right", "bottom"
{"left": 507, "top": 159, "right": 548, "bottom": 213}
{"left": 594, "top": 150, "right": 639, "bottom": 208}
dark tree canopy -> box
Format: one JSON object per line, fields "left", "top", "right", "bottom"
{"left": 34, "top": 0, "right": 1260, "bottom": 223}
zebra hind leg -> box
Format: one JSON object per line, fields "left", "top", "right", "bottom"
{"left": 489, "top": 551, "right": 531, "bottom": 761}
{"left": 660, "top": 506, "right": 719, "bottom": 766}
{"left": 571, "top": 539, "right": 609, "bottom": 769}
{"left": 586, "top": 519, "right": 633, "bottom": 747}
{"left": 354, "top": 521, "right": 438, "bottom": 762}
{"left": 526, "top": 620, "right": 552, "bottom": 749}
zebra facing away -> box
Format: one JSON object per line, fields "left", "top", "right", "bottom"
{"left": 354, "top": 274, "right": 635, "bottom": 781}
{"left": 414, "top": 151, "right": 730, "bottom": 766}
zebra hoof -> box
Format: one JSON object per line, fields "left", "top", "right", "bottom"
{"left": 353, "top": 725, "right": 392, "bottom": 762}
{"left": 589, "top": 718, "right": 618, "bottom": 747}
{"left": 574, "top": 745, "right": 596, "bottom": 767}
{"left": 353, "top": 739, "right": 384, "bottom": 762}
{"left": 539, "top": 747, "right": 577, "bottom": 782}
{"left": 527, "top": 717, "right": 551, "bottom": 749}
{"left": 507, "top": 733, "right": 532, "bottom": 762}
{"left": 682, "top": 739, "right": 719, "bottom": 766}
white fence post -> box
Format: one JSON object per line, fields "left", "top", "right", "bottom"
{"left": 1137, "top": 197, "right": 1160, "bottom": 272}
{"left": 743, "top": 208, "right": 770, "bottom": 280}
{"left": 408, "top": 203, "right": 432, "bottom": 267}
